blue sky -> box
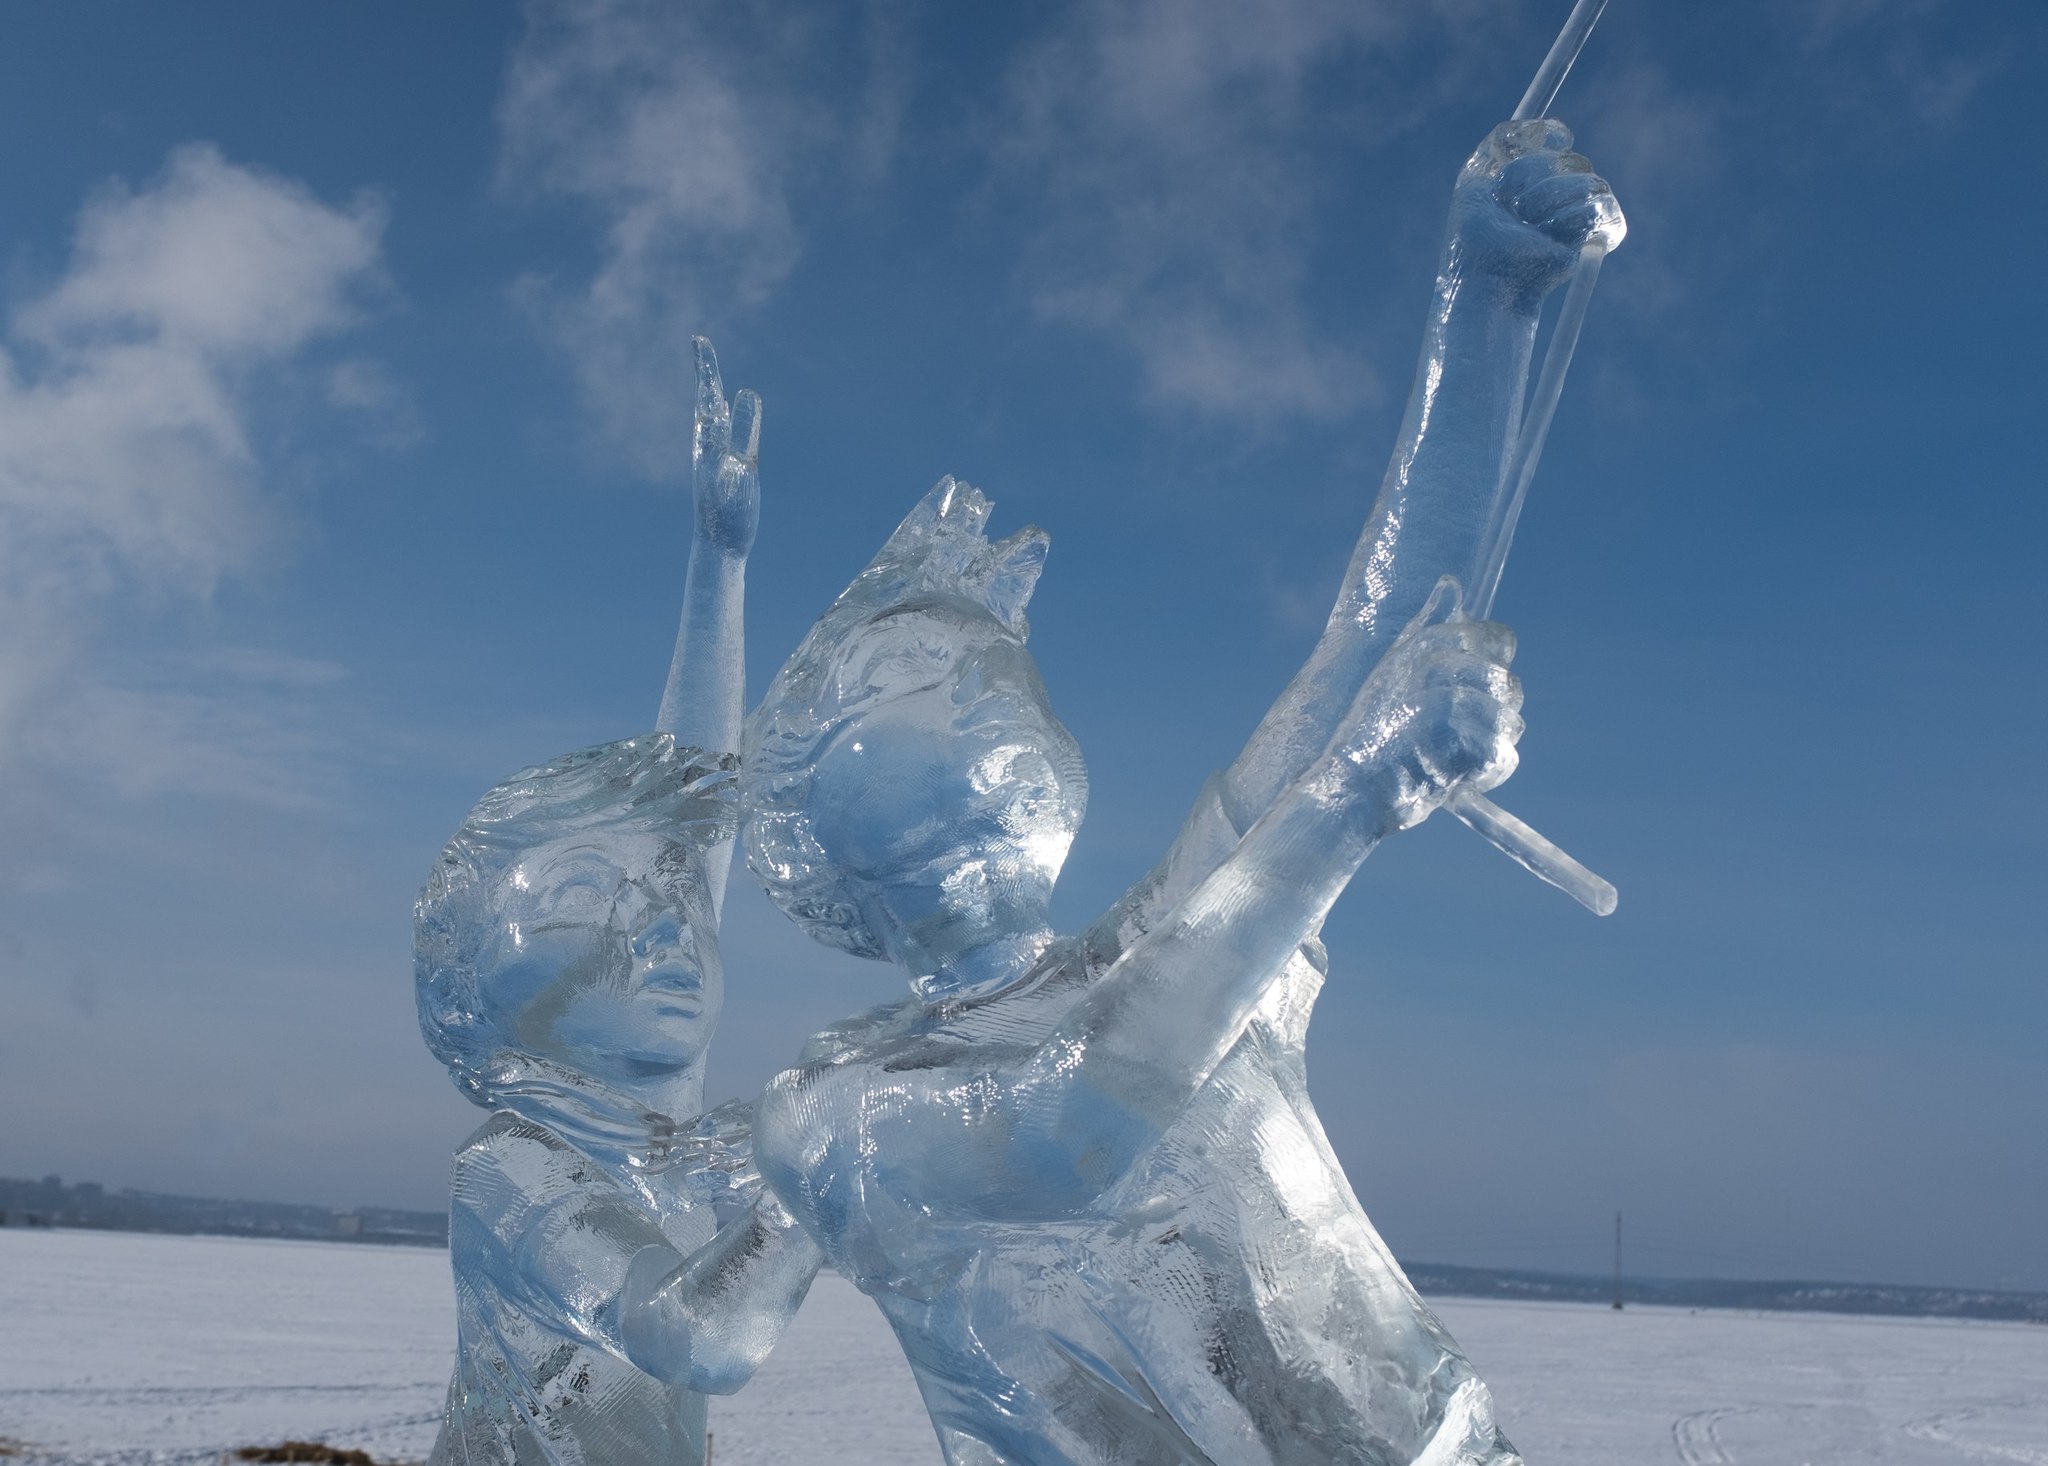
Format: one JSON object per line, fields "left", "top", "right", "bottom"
{"left": 1, "top": 0, "right": 2041, "bottom": 1292}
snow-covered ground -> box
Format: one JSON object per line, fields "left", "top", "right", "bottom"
{"left": 2, "top": 1228, "right": 2043, "bottom": 1464}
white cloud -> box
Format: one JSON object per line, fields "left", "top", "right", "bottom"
{"left": 0, "top": 144, "right": 388, "bottom": 771}
{"left": 498, "top": 0, "right": 905, "bottom": 476}
{"left": 21, "top": 651, "right": 354, "bottom": 813}
{"left": 992, "top": 0, "right": 1449, "bottom": 422}
{"left": 17, "top": 145, "right": 383, "bottom": 359}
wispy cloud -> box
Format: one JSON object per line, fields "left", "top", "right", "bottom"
{"left": 990, "top": 0, "right": 1467, "bottom": 422}
{"left": 17, "top": 647, "right": 357, "bottom": 814}
{"left": 1788, "top": 0, "right": 2000, "bottom": 127}
{"left": 0, "top": 143, "right": 389, "bottom": 791}
{"left": 498, "top": 0, "right": 906, "bottom": 476}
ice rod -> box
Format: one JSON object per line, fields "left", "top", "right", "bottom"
{"left": 1444, "top": 0, "right": 1619, "bottom": 917}
{"left": 1513, "top": 0, "right": 1610, "bottom": 124}
{"left": 1475, "top": 0, "right": 1614, "bottom": 619}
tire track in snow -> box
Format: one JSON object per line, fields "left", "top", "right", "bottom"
{"left": 1672, "top": 1406, "right": 1744, "bottom": 1464}
{"left": 1904, "top": 1405, "right": 2048, "bottom": 1465}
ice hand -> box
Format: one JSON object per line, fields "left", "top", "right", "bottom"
{"left": 691, "top": 336, "right": 762, "bottom": 559}
{"left": 1452, "top": 118, "right": 1625, "bottom": 303}
{"left": 1333, "top": 583, "right": 1523, "bottom": 837}
{"left": 677, "top": 1097, "right": 766, "bottom": 1227}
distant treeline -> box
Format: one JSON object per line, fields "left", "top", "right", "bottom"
{"left": 1406, "top": 1260, "right": 2048, "bottom": 1325}
{"left": 0, "top": 1174, "right": 446, "bottom": 1247}
{"left": 5, "top": 1173, "right": 2040, "bottom": 1324}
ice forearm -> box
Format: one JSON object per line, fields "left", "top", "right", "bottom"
{"left": 656, "top": 547, "right": 746, "bottom": 754}
{"left": 1221, "top": 257, "right": 1537, "bottom": 828}
{"left": 1037, "top": 763, "right": 1385, "bottom": 1154}
{"left": 656, "top": 546, "right": 745, "bottom": 911}
{"left": 618, "top": 1193, "right": 821, "bottom": 1395}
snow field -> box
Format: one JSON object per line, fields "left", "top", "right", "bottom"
{"left": 2, "top": 1228, "right": 2043, "bottom": 1464}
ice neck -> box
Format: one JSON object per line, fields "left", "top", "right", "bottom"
{"left": 483, "top": 1057, "right": 706, "bottom": 1177}
{"left": 907, "top": 925, "right": 1057, "bottom": 1005}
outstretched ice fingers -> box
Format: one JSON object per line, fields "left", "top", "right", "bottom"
{"left": 729, "top": 385, "right": 762, "bottom": 462}
{"left": 694, "top": 336, "right": 731, "bottom": 465}
{"left": 690, "top": 336, "right": 761, "bottom": 558}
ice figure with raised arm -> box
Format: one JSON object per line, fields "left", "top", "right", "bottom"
{"left": 741, "top": 121, "right": 1623, "bottom": 1465}
{"left": 414, "top": 343, "right": 821, "bottom": 1466}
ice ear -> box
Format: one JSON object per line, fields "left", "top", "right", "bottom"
{"left": 983, "top": 527, "right": 1049, "bottom": 632}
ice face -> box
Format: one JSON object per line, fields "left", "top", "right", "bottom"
{"left": 743, "top": 478, "right": 1078, "bottom": 970}
{"left": 487, "top": 847, "right": 720, "bottom": 1087}
{"left": 415, "top": 735, "right": 734, "bottom": 1135}
{"left": 799, "top": 610, "right": 1084, "bottom": 981}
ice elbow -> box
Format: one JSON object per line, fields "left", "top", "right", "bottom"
{"left": 685, "top": 1339, "right": 768, "bottom": 1396}
{"left": 619, "top": 1246, "right": 776, "bottom": 1394}
{"left": 618, "top": 1244, "right": 695, "bottom": 1384}
{"left": 623, "top": 1316, "right": 767, "bottom": 1395}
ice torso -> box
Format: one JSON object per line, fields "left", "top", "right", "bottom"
{"left": 428, "top": 1113, "right": 714, "bottom": 1466}
{"left": 756, "top": 783, "right": 1518, "bottom": 1466}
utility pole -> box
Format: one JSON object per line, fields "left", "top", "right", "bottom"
{"left": 1612, "top": 1211, "right": 1624, "bottom": 1310}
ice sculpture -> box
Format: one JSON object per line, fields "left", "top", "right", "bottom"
{"left": 414, "top": 343, "right": 820, "bottom": 1466}
{"left": 740, "top": 119, "right": 1622, "bottom": 1464}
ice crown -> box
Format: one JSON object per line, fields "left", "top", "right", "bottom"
{"left": 837, "top": 477, "right": 1048, "bottom": 634}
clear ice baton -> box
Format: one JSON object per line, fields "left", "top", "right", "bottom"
{"left": 1442, "top": 0, "right": 1619, "bottom": 916}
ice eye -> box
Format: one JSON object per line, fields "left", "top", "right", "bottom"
{"left": 951, "top": 664, "right": 986, "bottom": 705}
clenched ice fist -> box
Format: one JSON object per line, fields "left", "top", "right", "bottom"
{"left": 1452, "top": 117, "right": 1626, "bottom": 306}
{"left": 1331, "top": 586, "right": 1524, "bottom": 836}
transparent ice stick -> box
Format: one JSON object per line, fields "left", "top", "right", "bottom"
{"left": 1444, "top": 0, "right": 1619, "bottom": 917}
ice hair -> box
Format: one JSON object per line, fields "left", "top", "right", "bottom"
{"left": 741, "top": 478, "right": 1051, "bottom": 959}
{"left": 414, "top": 734, "right": 735, "bottom": 1152}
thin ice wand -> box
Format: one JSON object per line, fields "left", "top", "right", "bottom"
{"left": 1442, "top": 0, "right": 1620, "bottom": 916}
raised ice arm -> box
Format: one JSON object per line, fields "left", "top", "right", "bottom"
{"left": 1217, "top": 121, "right": 1623, "bottom": 832}
{"left": 1029, "top": 597, "right": 1523, "bottom": 1184}
{"left": 656, "top": 337, "right": 761, "bottom": 760}
{"left": 657, "top": 338, "right": 761, "bottom": 913}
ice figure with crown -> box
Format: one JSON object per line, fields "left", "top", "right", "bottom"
{"left": 413, "top": 345, "right": 821, "bottom": 1466}
{"left": 739, "top": 117, "right": 1623, "bottom": 1464}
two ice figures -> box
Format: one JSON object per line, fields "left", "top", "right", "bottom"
{"left": 415, "top": 114, "right": 1625, "bottom": 1465}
